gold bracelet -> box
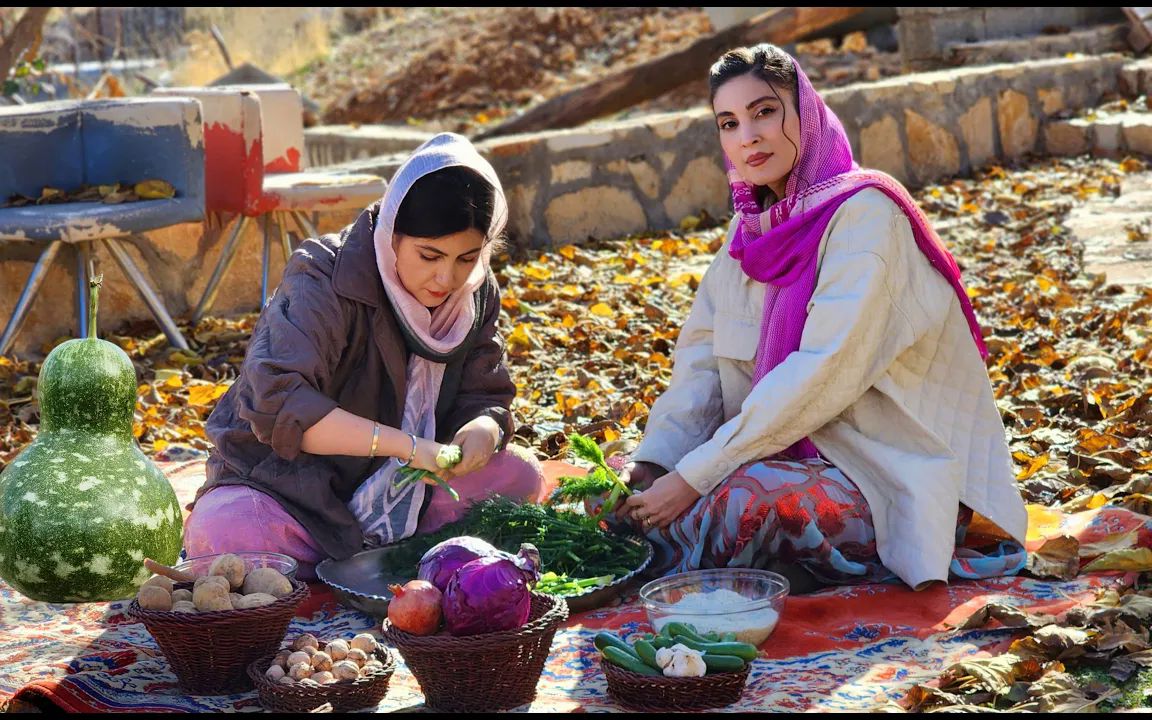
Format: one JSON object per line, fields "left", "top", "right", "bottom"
{"left": 368, "top": 422, "right": 380, "bottom": 458}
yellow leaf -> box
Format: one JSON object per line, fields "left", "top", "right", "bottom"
{"left": 134, "top": 179, "right": 176, "bottom": 200}
{"left": 523, "top": 266, "right": 552, "bottom": 281}
{"left": 1015, "top": 452, "right": 1049, "bottom": 481}
{"left": 507, "top": 323, "right": 537, "bottom": 350}
{"left": 187, "top": 383, "right": 229, "bottom": 406}
{"left": 589, "top": 303, "right": 615, "bottom": 318}
{"left": 165, "top": 375, "right": 183, "bottom": 389}
{"left": 559, "top": 284, "right": 584, "bottom": 298}
{"left": 1083, "top": 548, "right": 1152, "bottom": 573}
{"left": 558, "top": 245, "right": 577, "bottom": 260}
{"left": 604, "top": 427, "right": 620, "bottom": 442}
{"left": 153, "top": 439, "right": 169, "bottom": 452}
{"left": 561, "top": 314, "right": 575, "bottom": 328}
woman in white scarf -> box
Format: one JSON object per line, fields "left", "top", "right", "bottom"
{"left": 186, "top": 133, "right": 548, "bottom": 576}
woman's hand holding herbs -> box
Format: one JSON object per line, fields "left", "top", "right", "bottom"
{"left": 449, "top": 416, "right": 503, "bottom": 477}
{"left": 394, "top": 439, "right": 464, "bottom": 502}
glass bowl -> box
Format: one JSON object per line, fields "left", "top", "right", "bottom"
{"left": 639, "top": 568, "right": 789, "bottom": 646}
{"left": 174, "top": 551, "right": 298, "bottom": 583}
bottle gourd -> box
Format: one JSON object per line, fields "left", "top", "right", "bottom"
{"left": 0, "top": 278, "right": 183, "bottom": 601}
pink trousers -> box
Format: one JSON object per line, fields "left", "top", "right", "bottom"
{"left": 184, "top": 447, "right": 548, "bottom": 580}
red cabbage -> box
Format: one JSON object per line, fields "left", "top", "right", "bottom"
{"left": 417, "top": 536, "right": 500, "bottom": 592}
{"left": 442, "top": 555, "right": 540, "bottom": 636}
{"left": 417, "top": 536, "right": 541, "bottom": 593}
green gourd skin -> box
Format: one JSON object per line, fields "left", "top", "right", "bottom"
{"left": 0, "top": 281, "right": 183, "bottom": 602}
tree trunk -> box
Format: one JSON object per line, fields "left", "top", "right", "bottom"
{"left": 474, "top": 7, "right": 867, "bottom": 141}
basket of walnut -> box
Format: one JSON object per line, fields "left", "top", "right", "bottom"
{"left": 246, "top": 631, "right": 396, "bottom": 713}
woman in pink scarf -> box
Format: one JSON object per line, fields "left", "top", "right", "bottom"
{"left": 617, "top": 45, "right": 1028, "bottom": 591}
{"left": 185, "top": 134, "right": 548, "bottom": 579}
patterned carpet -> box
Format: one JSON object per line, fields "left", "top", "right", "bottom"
{"left": 0, "top": 454, "right": 1144, "bottom": 712}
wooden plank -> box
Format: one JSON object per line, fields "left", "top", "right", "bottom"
{"left": 474, "top": 7, "right": 868, "bottom": 141}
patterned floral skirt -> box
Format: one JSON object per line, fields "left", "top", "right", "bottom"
{"left": 642, "top": 458, "right": 1026, "bottom": 586}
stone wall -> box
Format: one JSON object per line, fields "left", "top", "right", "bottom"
{"left": 310, "top": 55, "right": 1128, "bottom": 249}
{"left": 0, "top": 54, "right": 1140, "bottom": 357}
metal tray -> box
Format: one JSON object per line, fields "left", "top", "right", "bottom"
{"left": 315, "top": 535, "right": 654, "bottom": 619}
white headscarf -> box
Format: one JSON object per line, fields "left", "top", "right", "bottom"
{"left": 350, "top": 133, "right": 508, "bottom": 545}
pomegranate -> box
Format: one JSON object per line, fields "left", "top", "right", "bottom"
{"left": 386, "top": 580, "right": 443, "bottom": 635}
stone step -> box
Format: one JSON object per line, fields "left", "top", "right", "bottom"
{"left": 947, "top": 23, "right": 1129, "bottom": 67}
{"left": 1044, "top": 109, "right": 1152, "bottom": 156}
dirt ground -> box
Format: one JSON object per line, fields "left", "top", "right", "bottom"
{"left": 292, "top": 7, "right": 904, "bottom": 134}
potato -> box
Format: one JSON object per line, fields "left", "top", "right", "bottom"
{"left": 192, "top": 580, "right": 233, "bottom": 612}
{"left": 193, "top": 575, "right": 230, "bottom": 592}
{"left": 289, "top": 662, "right": 313, "bottom": 681}
{"left": 345, "top": 648, "right": 369, "bottom": 667}
{"left": 234, "top": 593, "right": 278, "bottom": 610}
{"left": 141, "top": 574, "right": 174, "bottom": 594}
{"left": 265, "top": 664, "right": 286, "bottom": 682}
{"left": 171, "top": 588, "right": 193, "bottom": 604}
{"left": 286, "top": 651, "right": 311, "bottom": 668}
{"left": 242, "top": 568, "right": 292, "bottom": 598}
{"left": 207, "top": 553, "right": 247, "bottom": 590}
{"left": 311, "top": 671, "right": 336, "bottom": 685}
{"left": 171, "top": 600, "right": 198, "bottom": 613}
{"left": 136, "top": 585, "right": 172, "bottom": 611}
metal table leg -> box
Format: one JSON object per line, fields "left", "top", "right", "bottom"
{"left": 104, "top": 236, "right": 190, "bottom": 351}
{"left": 75, "top": 241, "right": 92, "bottom": 338}
{"left": 277, "top": 211, "right": 294, "bottom": 264}
{"left": 0, "top": 240, "right": 63, "bottom": 357}
{"left": 192, "top": 214, "right": 250, "bottom": 324}
{"left": 260, "top": 214, "right": 273, "bottom": 305}
{"left": 291, "top": 210, "right": 319, "bottom": 240}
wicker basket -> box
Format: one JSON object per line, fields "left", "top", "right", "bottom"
{"left": 125, "top": 579, "right": 310, "bottom": 695}
{"left": 380, "top": 592, "right": 568, "bottom": 712}
{"left": 247, "top": 643, "right": 396, "bottom": 712}
{"left": 601, "top": 656, "right": 751, "bottom": 711}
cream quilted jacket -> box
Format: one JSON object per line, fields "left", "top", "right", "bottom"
{"left": 632, "top": 188, "right": 1028, "bottom": 590}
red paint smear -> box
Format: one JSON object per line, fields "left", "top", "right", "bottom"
{"left": 265, "top": 147, "right": 301, "bottom": 174}
{"left": 203, "top": 122, "right": 264, "bottom": 215}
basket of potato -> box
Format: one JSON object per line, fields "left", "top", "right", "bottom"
{"left": 246, "top": 631, "right": 396, "bottom": 712}
{"left": 125, "top": 552, "right": 310, "bottom": 695}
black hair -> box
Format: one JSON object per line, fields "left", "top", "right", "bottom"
{"left": 394, "top": 165, "right": 495, "bottom": 240}
{"left": 708, "top": 43, "right": 802, "bottom": 205}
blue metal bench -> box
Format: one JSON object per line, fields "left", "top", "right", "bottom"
{"left": 0, "top": 97, "right": 205, "bottom": 354}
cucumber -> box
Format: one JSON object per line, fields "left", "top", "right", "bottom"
{"left": 664, "top": 621, "right": 709, "bottom": 643}
{"left": 702, "top": 653, "right": 746, "bottom": 674}
{"left": 593, "top": 631, "right": 638, "bottom": 659}
{"left": 633, "top": 639, "right": 662, "bottom": 671}
{"left": 668, "top": 635, "right": 760, "bottom": 661}
{"left": 602, "top": 646, "right": 661, "bottom": 676}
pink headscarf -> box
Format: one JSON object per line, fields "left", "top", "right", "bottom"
{"left": 725, "top": 50, "right": 988, "bottom": 460}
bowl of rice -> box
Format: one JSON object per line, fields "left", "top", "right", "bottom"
{"left": 638, "top": 568, "right": 789, "bottom": 646}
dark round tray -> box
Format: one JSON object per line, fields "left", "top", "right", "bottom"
{"left": 316, "top": 535, "right": 653, "bottom": 617}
